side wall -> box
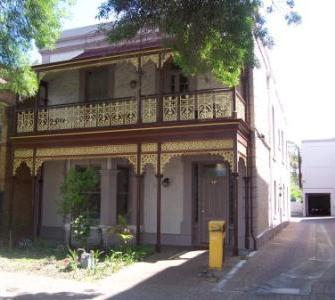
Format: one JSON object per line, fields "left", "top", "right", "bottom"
{"left": 250, "top": 41, "right": 290, "bottom": 248}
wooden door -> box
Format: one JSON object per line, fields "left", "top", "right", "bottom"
{"left": 199, "top": 163, "right": 229, "bottom": 244}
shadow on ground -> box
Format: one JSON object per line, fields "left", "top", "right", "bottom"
{"left": 4, "top": 291, "right": 101, "bottom": 300}
{"left": 101, "top": 247, "right": 242, "bottom": 300}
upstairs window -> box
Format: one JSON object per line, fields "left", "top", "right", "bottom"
{"left": 86, "top": 67, "right": 108, "bottom": 101}
{"left": 179, "top": 74, "right": 189, "bottom": 93}
{"left": 38, "top": 81, "right": 48, "bottom": 106}
{"left": 169, "top": 74, "right": 189, "bottom": 94}
{"left": 166, "top": 63, "right": 190, "bottom": 94}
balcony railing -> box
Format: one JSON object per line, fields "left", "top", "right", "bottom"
{"left": 15, "top": 88, "right": 246, "bottom": 134}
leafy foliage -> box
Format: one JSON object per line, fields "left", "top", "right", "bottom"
{"left": 98, "top": 0, "right": 300, "bottom": 87}
{"left": 0, "top": 0, "right": 73, "bottom": 96}
{"left": 64, "top": 246, "right": 79, "bottom": 271}
{"left": 58, "top": 167, "right": 99, "bottom": 218}
{"left": 58, "top": 167, "right": 99, "bottom": 247}
{"left": 71, "top": 215, "right": 91, "bottom": 248}
{"left": 290, "top": 183, "right": 302, "bottom": 202}
{"left": 108, "top": 214, "right": 134, "bottom": 246}
{"left": 289, "top": 142, "right": 302, "bottom": 202}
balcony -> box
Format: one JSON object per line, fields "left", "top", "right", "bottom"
{"left": 15, "top": 88, "right": 246, "bottom": 135}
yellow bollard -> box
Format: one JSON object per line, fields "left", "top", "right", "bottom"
{"left": 208, "top": 220, "right": 226, "bottom": 270}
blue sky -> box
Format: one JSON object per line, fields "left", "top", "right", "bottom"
{"left": 61, "top": 0, "right": 334, "bottom": 143}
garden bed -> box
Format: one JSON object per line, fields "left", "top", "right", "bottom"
{"left": 0, "top": 239, "right": 153, "bottom": 281}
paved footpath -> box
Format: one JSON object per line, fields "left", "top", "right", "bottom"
{"left": 2, "top": 217, "right": 335, "bottom": 300}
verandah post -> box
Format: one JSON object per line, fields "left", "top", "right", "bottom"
{"left": 156, "top": 142, "right": 162, "bottom": 252}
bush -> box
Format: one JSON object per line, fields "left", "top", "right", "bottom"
{"left": 58, "top": 167, "right": 99, "bottom": 248}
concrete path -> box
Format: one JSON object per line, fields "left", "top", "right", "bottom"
{"left": 2, "top": 217, "right": 335, "bottom": 299}
{"left": 217, "top": 217, "right": 335, "bottom": 299}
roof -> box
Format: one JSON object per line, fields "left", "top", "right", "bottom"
{"left": 35, "top": 29, "right": 166, "bottom": 71}
{"left": 60, "top": 24, "right": 100, "bottom": 40}
{"left": 73, "top": 36, "right": 162, "bottom": 61}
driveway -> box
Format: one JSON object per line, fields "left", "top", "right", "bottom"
{"left": 2, "top": 217, "right": 335, "bottom": 300}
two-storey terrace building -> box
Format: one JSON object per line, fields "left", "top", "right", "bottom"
{"left": 3, "top": 25, "right": 290, "bottom": 254}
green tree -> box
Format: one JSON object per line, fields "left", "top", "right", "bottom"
{"left": 98, "top": 0, "right": 301, "bottom": 87}
{"left": 0, "top": 0, "right": 74, "bottom": 96}
{"left": 288, "top": 142, "right": 302, "bottom": 202}
{"left": 58, "top": 167, "right": 99, "bottom": 248}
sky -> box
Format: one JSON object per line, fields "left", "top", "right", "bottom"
{"left": 60, "top": 0, "right": 334, "bottom": 144}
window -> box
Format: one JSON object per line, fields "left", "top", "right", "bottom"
{"left": 170, "top": 75, "right": 176, "bottom": 93}
{"left": 179, "top": 74, "right": 189, "bottom": 93}
{"left": 167, "top": 64, "right": 189, "bottom": 94}
{"left": 116, "top": 166, "right": 130, "bottom": 221}
{"left": 86, "top": 67, "right": 108, "bottom": 101}
{"left": 76, "top": 166, "right": 101, "bottom": 224}
{"left": 38, "top": 81, "right": 48, "bottom": 106}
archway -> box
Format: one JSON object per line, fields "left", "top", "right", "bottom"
{"left": 12, "top": 163, "right": 33, "bottom": 241}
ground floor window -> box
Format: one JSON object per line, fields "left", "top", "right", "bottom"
{"left": 75, "top": 165, "right": 101, "bottom": 225}
{"left": 117, "top": 166, "right": 130, "bottom": 222}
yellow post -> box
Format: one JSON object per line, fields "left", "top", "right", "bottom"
{"left": 209, "top": 220, "right": 226, "bottom": 270}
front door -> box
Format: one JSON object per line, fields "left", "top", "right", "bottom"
{"left": 199, "top": 163, "right": 229, "bottom": 244}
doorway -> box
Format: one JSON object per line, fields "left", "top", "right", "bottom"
{"left": 193, "top": 162, "right": 229, "bottom": 244}
{"left": 307, "top": 193, "right": 331, "bottom": 216}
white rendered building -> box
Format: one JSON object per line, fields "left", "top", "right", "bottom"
{"left": 302, "top": 139, "right": 335, "bottom": 216}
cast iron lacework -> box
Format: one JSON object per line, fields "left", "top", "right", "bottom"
{"left": 17, "top": 110, "right": 34, "bottom": 133}
{"left": 236, "top": 97, "right": 246, "bottom": 121}
{"left": 180, "top": 95, "right": 195, "bottom": 120}
{"left": 141, "top": 98, "right": 157, "bottom": 123}
{"left": 13, "top": 149, "right": 34, "bottom": 175}
{"left": 12, "top": 139, "right": 235, "bottom": 176}
{"left": 141, "top": 153, "right": 158, "bottom": 174}
{"left": 37, "top": 98, "right": 138, "bottom": 131}
{"left": 215, "top": 91, "right": 233, "bottom": 118}
{"left": 141, "top": 55, "right": 159, "bottom": 67}
{"left": 161, "top": 139, "right": 233, "bottom": 152}
{"left": 141, "top": 143, "right": 158, "bottom": 153}
{"left": 198, "top": 93, "right": 213, "bottom": 119}
{"left": 160, "top": 151, "right": 234, "bottom": 173}
{"left": 163, "top": 96, "right": 178, "bottom": 121}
